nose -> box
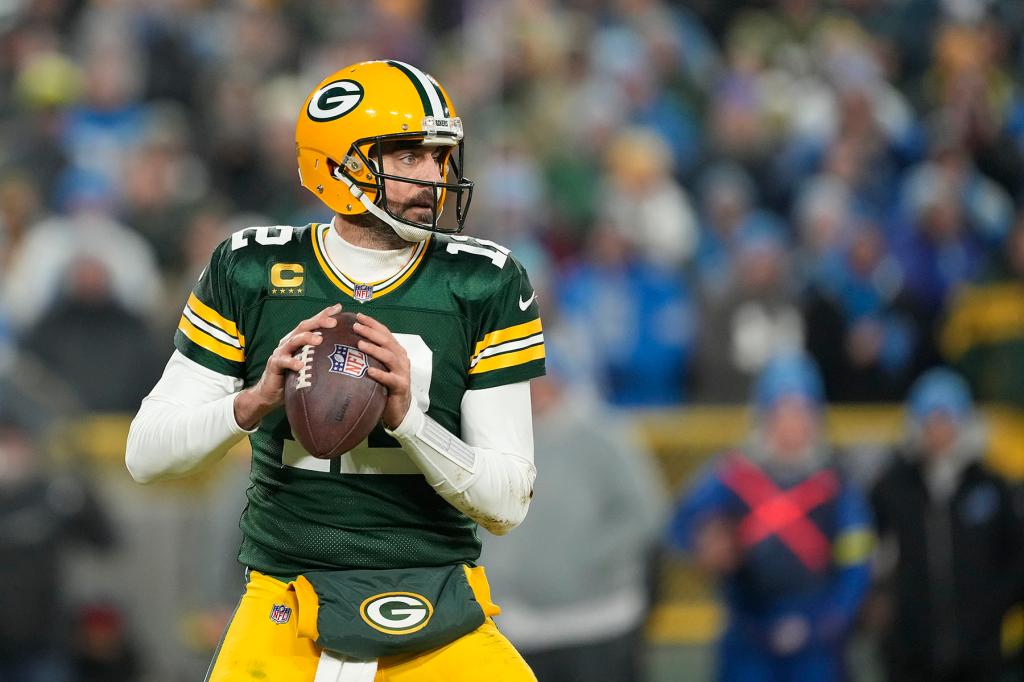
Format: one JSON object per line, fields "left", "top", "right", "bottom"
{"left": 418, "top": 154, "right": 443, "bottom": 182}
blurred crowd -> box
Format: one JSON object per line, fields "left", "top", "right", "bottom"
{"left": 4, "top": 0, "right": 1024, "bottom": 681}
{"left": 1, "top": 0, "right": 1024, "bottom": 412}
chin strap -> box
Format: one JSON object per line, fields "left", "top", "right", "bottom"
{"left": 332, "top": 167, "right": 432, "bottom": 243}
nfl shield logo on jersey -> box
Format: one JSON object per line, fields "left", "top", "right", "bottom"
{"left": 269, "top": 604, "right": 291, "bottom": 624}
{"left": 329, "top": 344, "right": 369, "bottom": 378}
{"left": 353, "top": 284, "right": 373, "bottom": 303}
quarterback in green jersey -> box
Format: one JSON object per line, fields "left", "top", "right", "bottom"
{"left": 127, "top": 60, "right": 543, "bottom": 681}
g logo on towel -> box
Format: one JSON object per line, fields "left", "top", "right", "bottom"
{"left": 359, "top": 592, "right": 434, "bottom": 635}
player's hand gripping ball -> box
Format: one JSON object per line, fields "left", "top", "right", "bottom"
{"left": 284, "top": 312, "right": 388, "bottom": 458}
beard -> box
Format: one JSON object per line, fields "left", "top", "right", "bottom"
{"left": 393, "top": 188, "right": 437, "bottom": 224}
{"left": 345, "top": 191, "right": 436, "bottom": 248}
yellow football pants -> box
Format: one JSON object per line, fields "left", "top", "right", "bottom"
{"left": 206, "top": 569, "right": 536, "bottom": 681}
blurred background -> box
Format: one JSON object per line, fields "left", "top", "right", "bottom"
{"left": 3, "top": 0, "right": 1024, "bottom": 680}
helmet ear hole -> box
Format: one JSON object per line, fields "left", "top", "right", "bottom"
{"left": 329, "top": 157, "right": 364, "bottom": 183}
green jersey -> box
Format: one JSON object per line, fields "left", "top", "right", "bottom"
{"left": 174, "top": 223, "right": 545, "bottom": 575}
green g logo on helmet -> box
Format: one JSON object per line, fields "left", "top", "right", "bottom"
{"left": 306, "top": 80, "right": 364, "bottom": 122}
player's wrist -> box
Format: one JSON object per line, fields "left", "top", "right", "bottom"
{"left": 382, "top": 394, "right": 414, "bottom": 432}
{"left": 385, "top": 400, "right": 423, "bottom": 439}
{"left": 234, "top": 385, "right": 279, "bottom": 431}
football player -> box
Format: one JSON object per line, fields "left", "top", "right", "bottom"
{"left": 126, "top": 60, "right": 544, "bottom": 681}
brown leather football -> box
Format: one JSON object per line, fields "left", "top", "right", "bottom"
{"left": 284, "top": 312, "right": 388, "bottom": 459}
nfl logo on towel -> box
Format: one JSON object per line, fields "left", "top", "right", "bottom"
{"left": 353, "top": 284, "right": 373, "bottom": 303}
{"left": 269, "top": 604, "right": 291, "bottom": 624}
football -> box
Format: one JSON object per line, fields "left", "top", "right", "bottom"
{"left": 284, "top": 312, "right": 388, "bottom": 459}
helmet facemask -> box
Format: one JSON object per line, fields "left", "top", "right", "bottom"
{"left": 332, "top": 131, "right": 474, "bottom": 238}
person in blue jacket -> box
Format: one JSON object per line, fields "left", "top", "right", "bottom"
{"left": 668, "top": 353, "right": 874, "bottom": 681}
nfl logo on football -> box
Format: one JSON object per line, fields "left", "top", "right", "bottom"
{"left": 329, "top": 344, "right": 369, "bottom": 378}
{"left": 269, "top": 604, "right": 291, "bottom": 625}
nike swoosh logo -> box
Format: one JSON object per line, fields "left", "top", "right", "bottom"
{"left": 518, "top": 292, "right": 537, "bottom": 311}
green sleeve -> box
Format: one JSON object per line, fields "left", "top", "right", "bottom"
{"left": 173, "top": 239, "right": 246, "bottom": 378}
{"left": 466, "top": 255, "right": 546, "bottom": 390}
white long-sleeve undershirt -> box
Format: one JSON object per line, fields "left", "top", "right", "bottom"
{"left": 125, "top": 351, "right": 536, "bottom": 534}
{"left": 125, "top": 352, "right": 251, "bottom": 483}
{"left": 128, "top": 227, "right": 536, "bottom": 534}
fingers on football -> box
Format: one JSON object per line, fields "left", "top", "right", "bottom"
{"left": 352, "top": 320, "right": 395, "bottom": 349}
{"left": 267, "top": 351, "right": 303, "bottom": 375}
{"left": 356, "top": 339, "right": 405, "bottom": 372}
{"left": 354, "top": 313, "right": 389, "bottom": 333}
{"left": 268, "top": 332, "right": 321, "bottom": 374}
{"left": 278, "top": 305, "right": 341, "bottom": 345}
{"left": 282, "top": 330, "right": 324, "bottom": 354}
{"left": 367, "top": 366, "right": 406, "bottom": 391}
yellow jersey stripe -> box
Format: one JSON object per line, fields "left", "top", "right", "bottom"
{"left": 471, "top": 333, "right": 544, "bottom": 368}
{"left": 178, "top": 315, "right": 245, "bottom": 362}
{"left": 833, "top": 528, "right": 874, "bottom": 566}
{"left": 182, "top": 307, "right": 243, "bottom": 349}
{"left": 375, "top": 242, "right": 429, "bottom": 296}
{"left": 317, "top": 224, "right": 391, "bottom": 287}
{"left": 312, "top": 224, "right": 430, "bottom": 299}
{"left": 311, "top": 227, "right": 355, "bottom": 296}
{"left": 187, "top": 293, "right": 242, "bottom": 343}
{"left": 468, "top": 343, "right": 545, "bottom": 375}
{"left": 473, "top": 319, "right": 543, "bottom": 358}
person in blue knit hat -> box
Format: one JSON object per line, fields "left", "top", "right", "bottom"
{"left": 668, "top": 352, "right": 874, "bottom": 681}
{"left": 870, "top": 368, "right": 1024, "bottom": 682}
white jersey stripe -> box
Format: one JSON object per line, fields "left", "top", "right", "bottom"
{"left": 470, "top": 333, "right": 545, "bottom": 368}
{"left": 317, "top": 226, "right": 426, "bottom": 292}
{"left": 183, "top": 306, "right": 243, "bottom": 349}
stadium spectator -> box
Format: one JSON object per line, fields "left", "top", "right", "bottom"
{"left": 72, "top": 603, "right": 140, "bottom": 682}
{"left": 804, "top": 219, "right": 916, "bottom": 402}
{"left": 922, "top": 21, "right": 1024, "bottom": 202}
{"left": 941, "top": 213, "right": 1024, "bottom": 405}
{"left": 60, "top": 39, "right": 149, "bottom": 196}
{"left": 0, "top": 400, "right": 116, "bottom": 682}
{"left": 792, "top": 176, "right": 855, "bottom": 284}
{"left": 7, "top": 51, "right": 79, "bottom": 206}
{"left": 21, "top": 256, "right": 163, "bottom": 412}
{"left": 597, "top": 127, "right": 699, "bottom": 270}
{"left": 693, "top": 162, "right": 779, "bottom": 297}
{"left": 118, "top": 104, "right": 209, "bottom": 272}
{"left": 892, "top": 155, "right": 992, "bottom": 371}
{"left": 0, "top": 172, "right": 42, "bottom": 274}
{"left": 1, "top": 181, "right": 163, "bottom": 333}
{"left": 559, "top": 224, "right": 695, "bottom": 406}
{"left": 899, "top": 128, "right": 1013, "bottom": 249}
{"left": 870, "top": 368, "right": 1024, "bottom": 682}
{"left": 668, "top": 353, "right": 874, "bottom": 681}
{"left": 694, "top": 222, "right": 803, "bottom": 403}
{"left": 480, "top": 361, "right": 667, "bottom": 682}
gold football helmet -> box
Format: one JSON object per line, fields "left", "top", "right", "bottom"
{"left": 296, "top": 60, "right": 474, "bottom": 241}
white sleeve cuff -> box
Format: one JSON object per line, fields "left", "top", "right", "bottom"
{"left": 387, "top": 401, "right": 425, "bottom": 440}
